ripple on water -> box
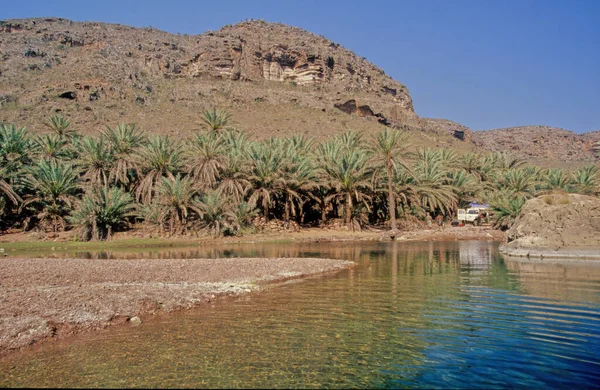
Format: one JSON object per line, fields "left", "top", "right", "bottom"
{"left": 0, "top": 241, "right": 599, "bottom": 388}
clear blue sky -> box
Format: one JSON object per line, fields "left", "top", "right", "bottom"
{"left": 3, "top": 0, "right": 599, "bottom": 133}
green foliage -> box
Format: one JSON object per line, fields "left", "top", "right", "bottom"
{"left": 74, "top": 136, "right": 114, "bottom": 185}
{"left": 69, "top": 186, "right": 137, "bottom": 241}
{"left": 154, "top": 174, "right": 201, "bottom": 234}
{"left": 186, "top": 130, "right": 227, "bottom": 188}
{"left": 32, "top": 134, "right": 75, "bottom": 162}
{"left": 489, "top": 192, "right": 526, "bottom": 230}
{"left": 22, "top": 159, "right": 80, "bottom": 231}
{"left": 201, "top": 108, "right": 232, "bottom": 132}
{"left": 195, "top": 190, "right": 236, "bottom": 237}
{"left": 0, "top": 114, "right": 598, "bottom": 236}
{"left": 101, "top": 123, "right": 147, "bottom": 187}
{"left": 44, "top": 115, "right": 77, "bottom": 138}
{"left": 572, "top": 165, "right": 599, "bottom": 196}
{"left": 135, "top": 136, "right": 183, "bottom": 204}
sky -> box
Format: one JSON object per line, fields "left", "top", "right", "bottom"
{"left": 2, "top": 0, "right": 599, "bottom": 133}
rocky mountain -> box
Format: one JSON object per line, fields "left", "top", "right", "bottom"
{"left": 471, "top": 126, "right": 599, "bottom": 168}
{"left": 0, "top": 19, "right": 417, "bottom": 133}
{"left": 0, "top": 17, "right": 598, "bottom": 166}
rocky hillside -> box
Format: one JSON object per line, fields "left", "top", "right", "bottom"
{"left": 471, "top": 126, "right": 600, "bottom": 168}
{"left": 0, "top": 18, "right": 421, "bottom": 136}
{"left": 0, "top": 17, "right": 598, "bottom": 165}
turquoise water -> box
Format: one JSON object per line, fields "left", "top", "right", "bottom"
{"left": 1, "top": 241, "right": 599, "bottom": 388}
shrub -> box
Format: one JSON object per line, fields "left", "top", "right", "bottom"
{"left": 69, "top": 186, "right": 137, "bottom": 241}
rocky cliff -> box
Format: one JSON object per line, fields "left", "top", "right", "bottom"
{"left": 0, "top": 18, "right": 420, "bottom": 139}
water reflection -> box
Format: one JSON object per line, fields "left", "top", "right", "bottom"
{"left": 503, "top": 256, "right": 600, "bottom": 303}
{"left": 1, "top": 241, "right": 599, "bottom": 388}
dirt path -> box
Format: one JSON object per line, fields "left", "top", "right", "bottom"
{"left": 0, "top": 257, "right": 353, "bottom": 357}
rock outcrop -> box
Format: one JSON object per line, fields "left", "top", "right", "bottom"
{"left": 0, "top": 18, "right": 415, "bottom": 133}
{"left": 472, "top": 126, "right": 599, "bottom": 167}
{"left": 499, "top": 193, "right": 600, "bottom": 259}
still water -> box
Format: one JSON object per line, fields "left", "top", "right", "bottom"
{"left": 1, "top": 241, "right": 600, "bottom": 388}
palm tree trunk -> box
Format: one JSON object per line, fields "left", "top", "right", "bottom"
{"left": 345, "top": 192, "right": 352, "bottom": 227}
{"left": 263, "top": 202, "right": 269, "bottom": 223}
{"left": 284, "top": 194, "right": 290, "bottom": 222}
{"left": 387, "top": 161, "right": 396, "bottom": 230}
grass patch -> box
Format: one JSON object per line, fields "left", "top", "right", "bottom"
{"left": 0, "top": 238, "right": 204, "bottom": 253}
{"left": 543, "top": 194, "right": 571, "bottom": 205}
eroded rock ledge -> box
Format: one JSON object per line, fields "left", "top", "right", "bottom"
{"left": 0, "top": 257, "right": 353, "bottom": 356}
{"left": 499, "top": 193, "right": 600, "bottom": 259}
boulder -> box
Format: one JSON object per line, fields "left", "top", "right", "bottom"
{"left": 499, "top": 193, "right": 600, "bottom": 259}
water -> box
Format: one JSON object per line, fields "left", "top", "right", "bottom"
{"left": 1, "top": 241, "right": 600, "bottom": 388}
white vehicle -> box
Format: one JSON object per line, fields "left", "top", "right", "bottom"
{"left": 457, "top": 204, "right": 489, "bottom": 226}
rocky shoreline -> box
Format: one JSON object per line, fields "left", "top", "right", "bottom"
{"left": 498, "top": 246, "right": 600, "bottom": 260}
{"left": 0, "top": 257, "right": 353, "bottom": 357}
{"left": 499, "top": 194, "right": 600, "bottom": 260}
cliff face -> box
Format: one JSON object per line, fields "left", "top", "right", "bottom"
{"left": 0, "top": 18, "right": 415, "bottom": 138}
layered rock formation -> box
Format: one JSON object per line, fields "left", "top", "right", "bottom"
{"left": 499, "top": 193, "right": 600, "bottom": 259}
{"left": 0, "top": 18, "right": 415, "bottom": 131}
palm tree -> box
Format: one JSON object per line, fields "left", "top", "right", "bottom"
{"left": 201, "top": 108, "right": 232, "bottom": 132}
{"left": 217, "top": 149, "right": 251, "bottom": 204}
{"left": 134, "top": 136, "right": 183, "bottom": 204}
{"left": 0, "top": 123, "right": 32, "bottom": 174}
{"left": 459, "top": 152, "right": 485, "bottom": 178}
{"left": 572, "top": 165, "right": 599, "bottom": 195}
{"left": 486, "top": 151, "right": 525, "bottom": 171}
{"left": 32, "top": 134, "right": 73, "bottom": 162}
{"left": 490, "top": 191, "right": 526, "bottom": 230}
{"left": 69, "top": 186, "right": 137, "bottom": 241}
{"left": 366, "top": 128, "right": 410, "bottom": 230}
{"left": 44, "top": 115, "right": 77, "bottom": 138}
{"left": 247, "top": 139, "right": 285, "bottom": 222}
{"left": 447, "top": 169, "right": 481, "bottom": 209}
{"left": 185, "top": 130, "right": 227, "bottom": 189}
{"left": 543, "top": 168, "right": 573, "bottom": 193}
{"left": 499, "top": 168, "right": 539, "bottom": 199}
{"left": 101, "top": 123, "right": 147, "bottom": 188}
{"left": 307, "top": 185, "right": 336, "bottom": 225}
{"left": 317, "top": 139, "right": 373, "bottom": 228}
{"left": 391, "top": 166, "right": 419, "bottom": 218}
{"left": 436, "top": 148, "right": 459, "bottom": 169}
{"left": 0, "top": 123, "right": 32, "bottom": 207}
{"left": 154, "top": 174, "right": 202, "bottom": 235}
{"left": 279, "top": 137, "right": 318, "bottom": 224}
{"left": 231, "top": 201, "right": 259, "bottom": 234}
{"left": 0, "top": 167, "right": 21, "bottom": 207}
{"left": 195, "top": 190, "right": 236, "bottom": 237}
{"left": 21, "top": 159, "right": 80, "bottom": 231}
{"left": 412, "top": 150, "right": 458, "bottom": 216}
{"left": 74, "top": 136, "right": 114, "bottom": 186}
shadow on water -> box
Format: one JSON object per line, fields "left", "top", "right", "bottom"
{"left": 1, "top": 241, "right": 599, "bottom": 388}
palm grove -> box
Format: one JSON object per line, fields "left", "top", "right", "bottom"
{"left": 0, "top": 109, "right": 599, "bottom": 240}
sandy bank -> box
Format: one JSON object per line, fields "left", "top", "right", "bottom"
{"left": 0, "top": 257, "right": 353, "bottom": 356}
{"left": 0, "top": 225, "right": 503, "bottom": 251}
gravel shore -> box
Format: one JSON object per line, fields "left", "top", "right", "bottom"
{"left": 0, "top": 257, "right": 353, "bottom": 356}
